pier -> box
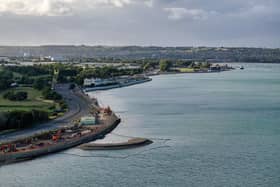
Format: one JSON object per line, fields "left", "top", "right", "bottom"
{"left": 79, "top": 138, "right": 153, "bottom": 150}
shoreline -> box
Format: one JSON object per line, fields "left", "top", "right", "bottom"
{"left": 0, "top": 89, "right": 121, "bottom": 165}
{"left": 83, "top": 77, "right": 152, "bottom": 92}
{"left": 0, "top": 116, "right": 121, "bottom": 165}
{"left": 147, "top": 68, "right": 236, "bottom": 77}
{"left": 0, "top": 76, "right": 155, "bottom": 165}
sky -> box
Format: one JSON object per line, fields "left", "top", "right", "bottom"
{"left": 0, "top": 0, "right": 279, "bottom": 47}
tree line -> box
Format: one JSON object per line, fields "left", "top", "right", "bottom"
{"left": 0, "top": 110, "right": 49, "bottom": 131}
{"left": 3, "top": 91, "right": 28, "bottom": 101}
{"left": 0, "top": 70, "right": 13, "bottom": 91}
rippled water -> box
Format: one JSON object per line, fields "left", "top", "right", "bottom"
{"left": 1, "top": 63, "right": 280, "bottom": 187}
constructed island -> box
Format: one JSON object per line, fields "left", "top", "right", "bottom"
{"left": 79, "top": 138, "right": 153, "bottom": 150}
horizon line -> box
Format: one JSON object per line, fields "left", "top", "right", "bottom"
{"left": 0, "top": 44, "right": 279, "bottom": 49}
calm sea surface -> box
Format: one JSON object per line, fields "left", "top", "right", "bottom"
{"left": 0, "top": 63, "right": 280, "bottom": 186}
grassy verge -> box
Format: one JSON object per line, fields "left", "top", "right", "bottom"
{"left": 0, "top": 129, "right": 17, "bottom": 136}
{"left": 0, "top": 87, "right": 55, "bottom": 113}
{"left": 0, "top": 86, "right": 68, "bottom": 133}
{"left": 179, "top": 68, "right": 195, "bottom": 73}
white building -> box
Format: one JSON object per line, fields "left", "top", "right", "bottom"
{"left": 84, "top": 78, "right": 94, "bottom": 86}
{"left": 0, "top": 56, "right": 10, "bottom": 62}
{"left": 84, "top": 78, "right": 117, "bottom": 87}
{"left": 80, "top": 116, "right": 96, "bottom": 126}
{"left": 51, "top": 56, "right": 67, "bottom": 62}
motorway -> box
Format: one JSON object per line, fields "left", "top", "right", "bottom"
{"left": 0, "top": 84, "right": 93, "bottom": 143}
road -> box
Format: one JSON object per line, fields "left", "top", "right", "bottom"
{"left": 0, "top": 84, "right": 93, "bottom": 143}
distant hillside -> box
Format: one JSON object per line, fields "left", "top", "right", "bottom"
{"left": 0, "top": 46, "right": 280, "bottom": 63}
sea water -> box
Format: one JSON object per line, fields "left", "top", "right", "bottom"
{"left": 0, "top": 63, "right": 280, "bottom": 186}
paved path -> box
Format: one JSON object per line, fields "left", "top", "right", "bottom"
{"left": 0, "top": 84, "right": 93, "bottom": 143}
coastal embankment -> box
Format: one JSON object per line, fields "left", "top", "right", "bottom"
{"left": 84, "top": 77, "right": 152, "bottom": 92}
{"left": 0, "top": 113, "right": 121, "bottom": 165}
{"left": 0, "top": 85, "right": 122, "bottom": 165}
{"left": 79, "top": 138, "right": 153, "bottom": 150}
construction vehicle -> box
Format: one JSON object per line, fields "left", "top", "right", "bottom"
{"left": 0, "top": 144, "right": 17, "bottom": 153}
{"left": 52, "top": 130, "right": 62, "bottom": 141}
{"left": 104, "top": 106, "right": 112, "bottom": 115}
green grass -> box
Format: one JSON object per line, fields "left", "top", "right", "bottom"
{"left": 0, "top": 87, "right": 55, "bottom": 112}
{"left": 12, "top": 71, "right": 22, "bottom": 79}
{"left": 0, "top": 129, "right": 17, "bottom": 135}
{"left": 179, "top": 68, "right": 195, "bottom": 73}
{"left": 0, "top": 66, "right": 22, "bottom": 78}
{"left": 30, "top": 74, "right": 52, "bottom": 79}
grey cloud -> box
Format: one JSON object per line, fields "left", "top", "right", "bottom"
{"left": 0, "top": 0, "right": 151, "bottom": 16}
{"left": 0, "top": 0, "right": 279, "bottom": 47}
{"left": 163, "top": 7, "right": 218, "bottom": 21}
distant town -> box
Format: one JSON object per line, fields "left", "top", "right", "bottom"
{"left": 0, "top": 46, "right": 280, "bottom": 63}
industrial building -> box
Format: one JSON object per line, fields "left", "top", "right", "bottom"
{"left": 80, "top": 116, "right": 96, "bottom": 126}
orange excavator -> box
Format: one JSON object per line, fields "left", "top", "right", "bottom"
{"left": 52, "top": 130, "right": 62, "bottom": 141}
{"left": 1, "top": 144, "right": 17, "bottom": 153}
{"left": 104, "top": 106, "right": 112, "bottom": 115}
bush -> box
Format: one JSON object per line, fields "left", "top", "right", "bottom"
{"left": 159, "top": 60, "right": 172, "bottom": 72}
{"left": 0, "top": 70, "right": 13, "bottom": 91}
{"left": 48, "top": 105, "right": 56, "bottom": 110}
{"left": 18, "top": 75, "right": 34, "bottom": 85}
{"left": 59, "top": 101, "right": 68, "bottom": 111}
{"left": 42, "top": 88, "right": 62, "bottom": 101}
{"left": 0, "top": 110, "right": 49, "bottom": 131}
{"left": 33, "top": 78, "right": 49, "bottom": 90}
{"left": 69, "top": 83, "right": 76, "bottom": 90}
{"left": 3, "top": 91, "right": 28, "bottom": 101}
{"left": 0, "top": 113, "right": 8, "bottom": 129}
{"left": 6, "top": 66, "right": 51, "bottom": 76}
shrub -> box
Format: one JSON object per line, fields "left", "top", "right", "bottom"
{"left": 33, "top": 78, "right": 48, "bottom": 90}
{"left": 3, "top": 91, "right": 28, "bottom": 101}
{"left": 42, "top": 88, "right": 62, "bottom": 101}
{"left": 69, "top": 83, "right": 76, "bottom": 90}
{"left": 0, "top": 110, "right": 49, "bottom": 131}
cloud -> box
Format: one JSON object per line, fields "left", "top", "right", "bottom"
{"left": 144, "top": 0, "right": 154, "bottom": 8}
{"left": 0, "top": 0, "right": 73, "bottom": 16}
{"left": 0, "top": 0, "right": 279, "bottom": 47}
{"left": 228, "top": 3, "right": 280, "bottom": 18}
{"left": 104, "top": 0, "right": 131, "bottom": 8}
{"left": 0, "top": 0, "right": 143, "bottom": 16}
{"left": 164, "top": 7, "right": 212, "bottom": 21}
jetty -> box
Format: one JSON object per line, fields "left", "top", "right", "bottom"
{"left": 79, "top": 138, "right": 153, "bottom": 150}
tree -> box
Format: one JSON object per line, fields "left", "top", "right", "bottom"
{"left": 0, "top": 112, "right": 8, "bottom": 130}
{"left": 3, "top": 91, "right": 28, "bottom": 101}
{"left": 143, "top": 62, "right": 151, "bottom": 71}
{"left": 33, "top": 78, "right": 48, "bottom": 90}
{"left": 19, "top": 75, "right": 34, "bottom": 84}
{"left": 159, "top": 60, "right": 172, "bottom": 72}
{"left": 69, "top": 83, "right": 76, "bottom": 90}
{"left": 0, "top": 70, "right": 13, "bottom": 91}
{"left": 0, "top": 110, "right": 49, "bottom": 131}
{"left": 42, "top": 88, "right": 62, "bottom": 101}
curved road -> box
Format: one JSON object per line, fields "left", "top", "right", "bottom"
{"left": 0, "top": 84, "right": 93, "bottom": 143}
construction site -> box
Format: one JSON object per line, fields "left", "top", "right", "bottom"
{"left": 0, "top": 106, "right": 121, "bottom": 165}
